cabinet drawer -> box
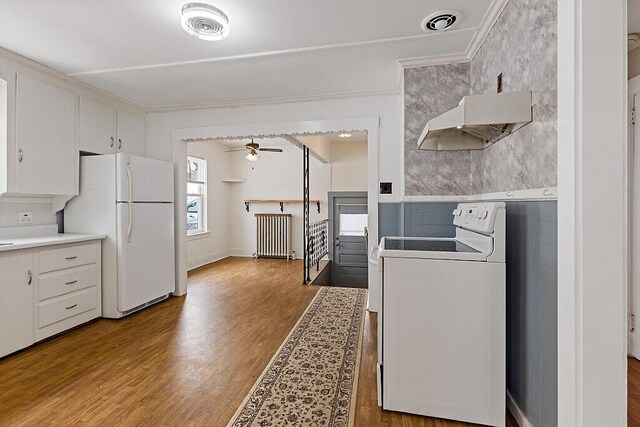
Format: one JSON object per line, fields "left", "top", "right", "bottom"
{"left": 38, "top": 264, "right": 97, "bottom": 301}
{"left": 39, "top": 244, "right": 96, "bottom": 273}
{"left": 38, "top": 287, "right": 97, "bottom": 328}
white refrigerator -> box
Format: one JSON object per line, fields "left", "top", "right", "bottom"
{"left": 65, "top": 153, "right": 175, "bottom": 318}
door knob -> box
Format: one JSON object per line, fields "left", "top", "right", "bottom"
{"left": 335, "top": 237, "right": 340, "bottom": 246}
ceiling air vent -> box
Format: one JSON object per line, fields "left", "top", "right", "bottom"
{"left": 421, "top": 10, "right": 460, "bottom": 32}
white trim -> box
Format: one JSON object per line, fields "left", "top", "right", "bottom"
{"left": 187, "top": 250, "right": 229, "bottom": 271}
{"left": 69, "top": 27, "right": 478, "bottom": 77}
{"left": 399, "top": 187, "right": 557, "bottom": 203}
{"left": 506, "top": 390, "right": 533, "bottom": 427}
{"left": 557, "top": 0, "right": 627, "bottom": 424}
{"left": 186, "top": 230, "right": 211, "bottom": 241}
{"left": 628, "top": 74, "right": 640, "bottom": 358}
{"left": 0, "top": 194, "right": 54, "bottom": 203}
{"left": 398, "top": 52, "right": 469, "bottom": 69}
{"left": 0, "top": 46, "right": 146, "bottom": 112}
{"left": 465, "top": 0, "right": 510, "bottom": 61}
{"left": 147, "top": 88, "right": 399, "bottom": 113}
{"left": 228, "top": 249, "right": 257, "bottom": 258}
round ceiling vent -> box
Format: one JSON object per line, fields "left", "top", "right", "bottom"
{"left": 181, "top": 3, "right": 230, "bottom": 41}
{"left": 421, "top": 10, "right": 461, "bottom": 32}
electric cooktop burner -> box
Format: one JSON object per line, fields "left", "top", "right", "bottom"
{"left": 383, "top": 238, "right": 480, "bottom": 253}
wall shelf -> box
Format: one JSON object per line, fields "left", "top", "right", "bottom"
{"left": 221, "top": 178, "right": 246, "bottom": 183}
{"left": 244, "top": 199, "right": 321, "bottom": 213}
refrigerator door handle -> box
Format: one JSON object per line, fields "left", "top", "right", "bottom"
{"left": 127, "top": 165, "right": 133, "bottom": 242}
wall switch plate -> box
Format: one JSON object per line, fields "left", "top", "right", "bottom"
{"left": 18, "top": 212, "right": 33, "bottom": 224}
{"left": 380, "top": 182, "right": 392, "bottom": 195}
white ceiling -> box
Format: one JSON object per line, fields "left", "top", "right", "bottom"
{"left": 0, "top": 0, "right": 497, "bottom": 109}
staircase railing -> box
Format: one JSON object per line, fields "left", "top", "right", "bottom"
{"left": 308, "top": 219, "right": 328, "bottom": 274}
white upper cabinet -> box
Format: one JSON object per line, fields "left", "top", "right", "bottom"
{"left": 15, "top": 74, "right": 78, "bottom": 195}
{"left": 0, "top": 252, "right": 34, "bottom": 358}
{"left": 116, "top": 109, "right": 145, "bottom": 156}
{"left": 78, "top": 97, "right": 145, "bottom": 156}
{"left": 79, "top": 96, "right": 117, "bottom": 154}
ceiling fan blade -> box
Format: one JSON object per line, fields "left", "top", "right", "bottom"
{"left": 259, "top": 148, "right": 283, "bottom": 152}
{"left": 224, "top": 148, "right": 249, "bottom": 153}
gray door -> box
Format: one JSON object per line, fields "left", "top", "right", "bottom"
{"left": 330, "top": 194, "right": 368, "bottom": 288}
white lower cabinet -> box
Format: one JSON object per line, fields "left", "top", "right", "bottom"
{"left": 0, "top": 252, "right": 34, "bottom": 358}
{"left": 0, "top": 240, "right": 101, "bottom": 358}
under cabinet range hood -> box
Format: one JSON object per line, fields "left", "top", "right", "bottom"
{"left": 416, "top": 90, "right": 532, "bottom": 151}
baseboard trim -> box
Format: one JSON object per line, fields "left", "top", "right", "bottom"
{"left": 187, "top": 250, "right": 230, "bottom": 271}
{"left": 507, "top": 390, "right": 533, "bottom": 427}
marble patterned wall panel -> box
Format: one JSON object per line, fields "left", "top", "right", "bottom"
{"left": 404, "top": 63, "right": 471, "bottom": 195}
{"left": 471, "top": 0, "right": 558, "bottom": 192}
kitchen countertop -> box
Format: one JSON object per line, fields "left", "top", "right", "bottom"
{"left": 0, "top": 233, "right": 106, "bottom": 253}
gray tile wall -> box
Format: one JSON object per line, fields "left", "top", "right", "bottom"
{"left": 402, "top": 203, "right": 458, "bottom": 238}
{"left": 505, "top": 201, "right": 557, "bottom": 427}
{"left": 378, "top": 201, "right": 558, "bottom": 426}
{"left": 378, "top": 203, "right": 403, "bottom": 238}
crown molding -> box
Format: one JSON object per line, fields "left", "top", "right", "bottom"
{"left": 465, "top": 0, "right": 510, "bottom": 60}
{"left": 398, "top": 52, "right": 470, "bottom": 69}
{"left": 397, "top": 0, "right": 509, "bottom": 72}
{"left": 0, "top": 46, "right": 147, "bottom": 112}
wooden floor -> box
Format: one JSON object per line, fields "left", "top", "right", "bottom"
{"left": 1, "top": 257, "right": 516, "bottom": 426}
{"left": 630, "top": 357, "right": 640, "bottom": 426}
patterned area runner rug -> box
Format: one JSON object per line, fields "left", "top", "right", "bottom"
{"left": 227, "top": 286, "right": 368, "bottom": 427}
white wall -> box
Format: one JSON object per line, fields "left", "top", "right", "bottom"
{"left": 330, "top": 139, "right": 368, "bottom": 191}
{"left": 183, "top": 136, "right": 367, "bottom": 267}
{"left": 226, "top": 143, "right": 330, "bottom": 258}
{"left": 631, "top": 46, "right": 640, "bottom": 79}
{"left": 182, "top": 135, "right": 367, "bottom": 269}
{"left": 186, "top": 140, "right": 231, "bottom": 270}
{"left": 145, "top": 94, "right": 400, "bottom": 201}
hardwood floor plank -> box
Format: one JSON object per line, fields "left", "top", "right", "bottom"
{"left": 1, "top": 257, "right": 516, "bottom": 426}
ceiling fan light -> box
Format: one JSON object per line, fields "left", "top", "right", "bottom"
{"left": 339, "top": 133, "right": 352, "bottom": 138}
{"left": 246, "top": 152, "right": 259, "bottom": 162}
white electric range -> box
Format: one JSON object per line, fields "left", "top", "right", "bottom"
{"left": 371, "top": 202, "right": 506, "bottom": 427}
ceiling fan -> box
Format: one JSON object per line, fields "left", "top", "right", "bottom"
{"left": 226, "top": 139, "right": 283, "bottom": 161}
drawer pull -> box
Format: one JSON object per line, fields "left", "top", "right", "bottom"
{"left": 65, "top": 304, "right": 78, "bottom": 310}
{"left": 65, "top": 280, "right": 78, "bottom": 285}
{"left": 65, "top": 256, "right": 78, "bottom": 260}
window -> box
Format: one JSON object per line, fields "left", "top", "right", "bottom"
{"left": 187, "top": 156, "right": 207, "bottom": 235}
{"left": 339, "top": 214, "right": 368, "bottom": 236}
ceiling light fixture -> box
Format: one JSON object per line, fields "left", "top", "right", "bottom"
{"left": 339, "top": 133, "right": 352, "bottom": 138}
{"left": 181, "top": 3, "right": 230, "bottom": 41}
{"left": 246, "top": 151, "right": 259, "bottom": 162}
